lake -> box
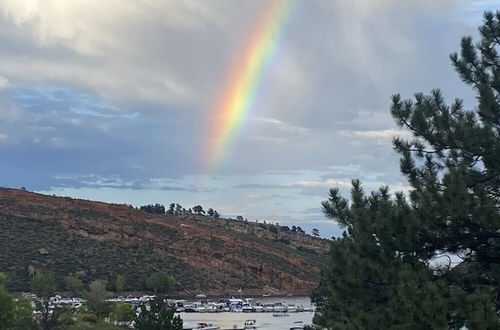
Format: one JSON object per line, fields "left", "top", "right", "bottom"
{"left": 179, "top": 296, "right": 314, "bottom": 330}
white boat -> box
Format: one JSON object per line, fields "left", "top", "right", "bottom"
{"left": 263, "top": 304, "right": 275, "bottom": 312}
{"left": 244, "top": 319, "right": 257, "bottom": 329}
{"left": 241, "top": 304, "right": 254, "bottom": 312}
{"left": 253, "top": 305, "right": 264, "bottom": 313}
{"left": 273, "top": 303, "right": 287, "bottom": 312}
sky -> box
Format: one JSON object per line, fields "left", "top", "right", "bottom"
{"left": 0, "top": 0, "right": 498, "bottom": 238}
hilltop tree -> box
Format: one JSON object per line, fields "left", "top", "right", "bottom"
{"left": 213, "top": 210, "right": 220, "bottom": 219}
{"left": 140, "top": 204, "right": 165, "bottom": 215}
{"left": 175, "top": 204, "right": 183, "bottom": 214}
{"left": 167, "top": 203, "right": 175, "bottom": 215}
{"left": 312, "top": 228, "right": 320, "bottom": 237}
{"left": 192, "top": 205, "right": 205, "bottom": 215}
{"left": 313, "top": 12, "right": 500, "bottom": 329}
{"left": 207, "top": 208, "right": 215, "bottom": 217}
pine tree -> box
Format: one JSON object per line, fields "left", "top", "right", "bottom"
{"left": 313, "top": 11, "right": 500, "bottom": 329}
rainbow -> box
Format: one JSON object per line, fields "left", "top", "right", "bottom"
{"left": 204, "top": 0, "right": 295, "bottom": 171}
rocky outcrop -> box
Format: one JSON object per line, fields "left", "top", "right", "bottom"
{"left": 0, "top": 187, "right": 329, "bottom": 295}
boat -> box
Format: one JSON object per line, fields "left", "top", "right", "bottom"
{"left": 262, "top": 293, "right": 271, "bottom": 297}
{"left": 193, "top": 323, "right": 219, "bottom": 330}
{"left": 273, "top": 312, "right": 289, "bottom": 317}
{"left": 253, "top": 305, "right": 264, "bottom": 313}
{"left": 241, "top": 304, "right": 254, "bottom": 313}
{"left": 290, "top": 321, "right": 305, "bottom": 329}
{"left": 244, "top": 319, "right": 257, "bottom": 329}
{"left": 273, "top": 302, "right": 287, "bottom": 312}
{"left": 196, "top": 294, "right": 207, "bottom": 299}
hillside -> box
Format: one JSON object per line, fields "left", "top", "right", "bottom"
{"left": 0, "top": 187, "right": 329, "bottom": 296}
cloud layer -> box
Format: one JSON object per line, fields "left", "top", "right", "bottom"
{"left": 0, "top": 0, "right": 495, "bottom": 237}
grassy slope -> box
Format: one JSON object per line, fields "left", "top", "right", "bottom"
{"left": 0, "top": 216, "right": 266, "bottom": 293}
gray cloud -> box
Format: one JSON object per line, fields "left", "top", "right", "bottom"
{"left": 0, "top": 0, "right": 492, "bottom": 237}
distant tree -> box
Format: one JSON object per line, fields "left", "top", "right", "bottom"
{"left": 146, "top": 272, "right": 176, "bottom": 294}
{"left": 64, "top": 275, "right": 83, "bottom": 296}
{"left": 312, "top": 228, "right": 320, "bottom": 237}
{"left": 207, "top": 208, "right": 215, "bottom": 217}
{"left": 236, "top": 215, "right": 244, "bottom": 221}
{"left": 115, "top": 274, "right": 126, "bottom": 292}
{"left": 134, "top": 296, "right": 182, "bottom": 330}
{"left": 269, "top": 226, "right": 278, "bottom": 234}
{"left": 291, "top": 225, "right": 297, "bottom": 232}
{"left": 84, "top": 280, "right": 109, "bottom": 318}
{"left": 12, "top": 296, "right": 36, "bottom": 329}
{"left": 192, "top": 205, "right": 205, "bottom": 215}
{"left": 0, "top": 286, "right": 14, "bottom": 328}
{"left": 296, "top": 226, "right": 305, "bottom": 234}
{"left": 213, "top": 210, "right": 220, "bottom": 219}
{"left": 0, "top": 272, "right": 8, "bottom": 289}
{"left": 175, "top": 204, "right": 182, "bottom": 214}
{"left": 139, "top": 204, "right": 165, "bottom": 215}
{"left": 31, "top": 272, "right": 55, "bottom": 302}
{"left": 167, "top": 203, "right": 175, "bottom": 215}
{"left": 31, "top": 272, "right": 60, "bottom": 330}
{"left": 281, "top": 225, "right": 290, "bottom": 231}
{"left": 110, "top": 302, "right": 134, "bottom": 326}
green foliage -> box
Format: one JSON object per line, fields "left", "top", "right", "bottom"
{"left": 12, "top": 296, "right": 37, "bottom": 330}
{"left": 31, "top": 272, "right": 56, "bottom": 299}
{"left": 134, "top": 296, "right": 182, "bottom": 330}
{"left": 115, "top": 274, "right": 126, "bottom": 292}
{"left": 0, "top": 216, "right": 206, "bottom": 292}
{"left": 0, "top": 287, "right": 14, "bottom": 329}
{"left": 313, "top": 11, "right": 500, "bottom": 329}
{"left": 0, "top": 272, "right": 8, "bottom": 289}
{"left": 146, "top": 272, "right": 176, "bottom": 293}
{"left": 84, "top": 280, "right": 109, "bottom": 318}
{"left": 110, "top": 302, "right": 134, "bottom": 324}
{"left": 65, "top": 275, "right": 84, "bottom": 296}
{"left": 63, "top": 311, "right": 124, "bottom": 330}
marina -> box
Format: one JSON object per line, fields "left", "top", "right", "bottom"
{"left": 35, "top": 294, "right": 314, "bottom": 329}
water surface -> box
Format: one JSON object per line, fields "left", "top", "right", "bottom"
{"left": 180, "top": 297, "right": 314, "bottom": 330}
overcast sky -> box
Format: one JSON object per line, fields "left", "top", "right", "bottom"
{"left": 0, "top": 0, "right": 498, "bottom": 238}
